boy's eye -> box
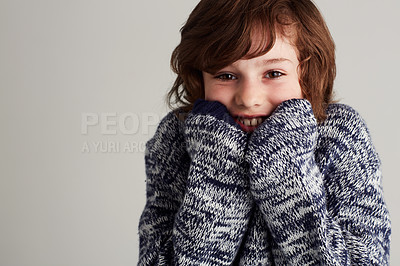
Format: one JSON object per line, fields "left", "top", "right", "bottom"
{"left": 266, "top": 71, "right": 284, "bottom": 79}
{"left": 215, "top": 73, "right": 237, "bottom": 80}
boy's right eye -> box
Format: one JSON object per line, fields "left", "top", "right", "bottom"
{"left": 215, "top": 73, "right": 237, "bottom": 80}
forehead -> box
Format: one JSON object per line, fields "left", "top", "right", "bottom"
{"left": 244, "top": 33, "right": 299, "bottom": 63}
{"left": 245, "top": 22, "right": 298, "bottom": 58}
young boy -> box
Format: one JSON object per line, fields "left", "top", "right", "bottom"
{"left": 138, "top": 0, "right": 391, "bottom": 265}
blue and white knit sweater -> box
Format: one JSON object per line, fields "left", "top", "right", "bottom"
{"left": 138, "top": 99, "right": 391, "bottom": 265}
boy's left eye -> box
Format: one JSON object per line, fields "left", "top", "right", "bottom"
{"left": 265, "top": 71, "right": 284, "bottom": 79}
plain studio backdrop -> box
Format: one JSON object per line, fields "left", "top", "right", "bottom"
{"left": 0, "top": 0, "right": 399, "bottom": 265}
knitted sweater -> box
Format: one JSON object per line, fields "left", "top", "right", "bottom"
{"left": 138, "top": 99, "right": 391, "bottom": 265}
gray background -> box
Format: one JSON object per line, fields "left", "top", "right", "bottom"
{"left": 0, "top": 0, "right": 398, "bottom": 265}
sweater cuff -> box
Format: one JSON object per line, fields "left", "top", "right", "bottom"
{"left": 253, "top": 99, "right": 316, "bottom": 135}
{"left": 248, "top": 99, "right": 317, "bottom": 157}
{"left": 268, "top": 99, "right": 315, "bottom": 127}
{"left": 191, "top": 99, "right": 237, "bottom": 127}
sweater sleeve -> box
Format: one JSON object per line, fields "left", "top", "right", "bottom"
{"left": 138, "top": 111, "right": 190, "bottom": 265}
{"left": 245, "top": 99, "right": 391, "bottom": 265}
{"left": 234, "top": 206, "right": 275, "bottom": 265}
{"left": 172, "top": 100, "right": 253, "bottom": 265}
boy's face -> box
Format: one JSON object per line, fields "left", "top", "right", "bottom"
{"left": 203, "top": 36, "right": 303, "bottom": 132}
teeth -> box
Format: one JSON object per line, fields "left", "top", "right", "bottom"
{"left": 239, "top": 117, "right": 264, "bottom": 127}
{"left": 251, "top": 118, "right": 260, "bottom": 126}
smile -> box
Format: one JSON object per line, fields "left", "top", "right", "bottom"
{"left": 234, "top": 116, "right": 266, "bottom": 132}
{"left": 237, "top": 117, "right": 263, "bottom": 127}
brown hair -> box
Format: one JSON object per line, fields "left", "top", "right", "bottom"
{"left": 168, "top": 0, "right": 336, "bottom": 122}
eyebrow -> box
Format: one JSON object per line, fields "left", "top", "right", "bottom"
{"left": 261, "top": 58, "right": 293, "bottom": 65}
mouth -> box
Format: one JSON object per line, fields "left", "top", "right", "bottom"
{"left": 234, "top": 115, "right": 266, "bottom": 132}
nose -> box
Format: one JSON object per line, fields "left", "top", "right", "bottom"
{"left": 235, "top": 78, "right": 264, "bottom": 108}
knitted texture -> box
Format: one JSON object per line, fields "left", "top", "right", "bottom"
{"left": 138, "top": 111, "right": 190, "bottom": 265}
{"left": 138, "top": 99, "right": 391, "bottom": 265}
{"left": 173, "top": 100, "right": 252, "bottom": 264}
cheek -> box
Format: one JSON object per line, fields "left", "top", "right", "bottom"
{"left": 204, "top": 79, "right": 216, "bottom": 100}
{"left": 269, "top": 82, "right": 303, "bottom": 106}
{"left": 203, "top": 87, "right": 213, "bottom": 101}
{"left": 291, "top": 83, "right": 304, "bottom": 99}
{"left": 204, "top": 86, "right": 234, "bottom": 106}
